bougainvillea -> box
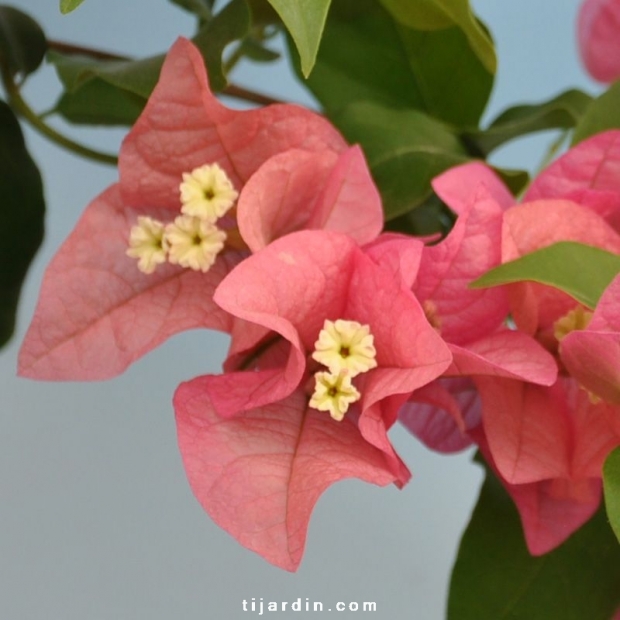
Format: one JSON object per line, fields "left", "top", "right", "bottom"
{"left": 410, "top": 133, "right": 620, "bottom": 554}
{"left": 18, "top": 38, "right": 382, "bottom": 380}
{"left": 175, "top": 230, "right": 453, "bottom": 569}
{"left": 7, "top": 2, "right": 620, "bottom": 617}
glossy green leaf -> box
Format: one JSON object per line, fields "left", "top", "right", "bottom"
{"left": 471, "top": 241, "right": 620, "bottom": 309}
{"left": 379, "top": 0, "right": 496, "bottom": 73}
{"left": 193, "top": 0, "right": 251, "bottom": 88}
{"left": 496, "top": 167, "right": 529, "bottom": 196}
{"left": 0, "top": 100, "right": 44, "bottom": 347}
{"left": 55, "top": 76, "right": 146, "bottom": 126}
{"left": 572, "top": 81, "right": 620, "bottom": 145}
{"left": 604, "top": 447, "right": 620, "bottom": 544}
{"left": 449, "top": 465, "right": 620, "bottom": 619}
{"left": 235, "top": 38, "right": 279, "bottom": 63}
{"left": 465, "top": 89, "right": 592, "bottom": 155}
{"left": 51, "top": 0, "right": 250, "bottom": 126}
{"left": 297, "top": 0, "right": 493, "bottom": 127}
{"left": 60, "top": 0, "right": 86, "bottom": 14}
{"left": 0, "top": 5, "right": 47, "bottom": 78}
{"left": 266, "top": 0, "right": 331, "bottom": 77}
{"left": 332, "top": 101, "right": 469, "bottom": 219}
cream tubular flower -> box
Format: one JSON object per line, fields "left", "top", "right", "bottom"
{"left": 179, "top": 163, "right": 238, "bottom": 222}
{"left": 553, "top": 306, "right": 594, "bottom": 342}
{"left": 309, "top": 370, "right": 361, "bottom": 421}
{"left": 126, "top": 216, "right": 169, "bottom": 274}
{"left": 165, "top": 215, "right": 226, "bottom": 273}
{"left": 312, "top": 319, "right": 378, "bottom": 377}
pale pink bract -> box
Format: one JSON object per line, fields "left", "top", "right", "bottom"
{"left": 578, "top": 0, "right": 620, "bottom": 82}
{"left": 18, "top": 38, "right": 383, "bottom": 380}
{"left": 409, "top": 132, "right": 620, "bottom": 555}
{"left": 174, "top": 230, "right": 453, "bottom": 570}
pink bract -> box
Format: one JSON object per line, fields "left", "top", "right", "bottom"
{"left": 578, "top": 0, "right": 620, "bottom": 82}
{"left": 472, "top": 425, "right": 603, "bottom": 555}
{"left": 476, "top": 377, "right": 619, "bottom": 485}
{"left": 524, "top": 131, "right": 620, "bottom": 232}
{"left": 19, "top": 38, "right": 383, "bottom": 380}
{"left": 502, "top": 198, "right": 620, "bottom": 335}
{"left": 431, "top": 161, "right": 515, "bottom": 214}
{"left": 399, "top": 177, "right": 557, "bottom": 453}
{"left": 175, "top": 386, "right": 397, "bottom": 572}
{"left": 561, "top": 274, "right": 620, "bottom": 406}
{"left": 407, "top": 137, "right": 620, "bottom": 554}
{"left": 174, "top": 229, "right": 453, "bottom": 569}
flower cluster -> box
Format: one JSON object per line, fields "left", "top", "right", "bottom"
{"left": 404, "top": 131, "right": 620, "bottom": 555}
{"left": 18, "top": 38, "right": 620, "bottom": 572}
{"left": 126, "top": 163, "right": 237, "bottom": 274}
{"left": 309, "top": 319, "right": 378, "bottom": 420}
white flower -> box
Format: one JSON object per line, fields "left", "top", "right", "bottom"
{"left": 179, "top": 163, "right": 238, "bottom": 222}
{"left": 312, "top": 319, "right": 377, "bottom": 377}
{"left": 165, "top": 215, "right": 226, "bottom": 272}
{"left": 126, "top": 216, "right": 169, "bottom": 274}
{"left": 309, "top": 370, "right": 361, "bottom": 421}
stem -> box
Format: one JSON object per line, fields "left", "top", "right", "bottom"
{"left": 1, "top": 64, "right": 118, "bottom": 165}
{"left": 47, "top": 39, "right": 129, "bottom": 61}
{"left": 47, "top": 38, "right": 286, "bottom": 106}
{"left": 222, "top": 42, "right": 245, "bottom": 75}
{"left": 222, "top": 83, "right": 284, "bottom": 106}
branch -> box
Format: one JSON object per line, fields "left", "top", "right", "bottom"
{"left": 46, "top": 39, "right": 287, "bottom": 106}
{"left": 0, "top": 62, "right": 118, "bottom": 166}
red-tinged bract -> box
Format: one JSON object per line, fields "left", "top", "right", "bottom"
{"left": 578, "top": 0, "right": 620, "bottom": 82}
{"left": 19, "top": 38, "right": 382, "bottom": 380}
{"left": 400, "top": 174, "right": 557, "bottom": 453}
{"left": 175, "top": 230, "right": 453, "bottom": 570}
{"left": 406, "top": 133, "right": 620, "bottom": 555}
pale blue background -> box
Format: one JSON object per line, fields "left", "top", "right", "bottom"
{"left": 0, "top": 1, "right": 602, "bottom": 618}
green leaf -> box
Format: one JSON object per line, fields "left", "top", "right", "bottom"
{"left": 59, "top": 0, "right": 86, "bottom": 14}
{"left": 266, "top": 0, "right": 331, "bottom": 77}
{"left": 54, "top": 76, "right": 146, "bottom": 126}
{"left": 167, "top": 0, "right": 212, "bottom": 19}
{"left": 379, "top": 0, "right": 496, "bottom": 73}
{"left": 471, "top": 241, "right": 620, "bottom": 309}
{"left": 604, "top": 447, "right": 620, "bottom": 545}
{"left": 296, "top": 0, "right": 493, "bottom": 127}
{"left": 0, "top": 5, "right": 47, "bottom": 78}
{"left": 495, "top": 167, "right": 529, "bottom": 196}
{"left": 0, "top": 100, "right": 44, "bottom": 348}
{"left": 52, "top": 50, "right": 163, "bottom": 99}
{"left": 193, "top": 0, "right": 251, "bottom": 89}
{"left": 465, "top": 89, "right": 592, "bottom": 155}
{"left": 572, "top": 81, "right": 620, "bottom": 145}
{"left": 50, "top": 0, "right": 250, "bottom": 126}
{"left": 449, "top": 466, "right": 620, "bottom": 619}
{"left": 235, "top": 38, "right": 279, "bottom": 63}
{"left": 332, "top": 101, "right": 469, "bottom": 219}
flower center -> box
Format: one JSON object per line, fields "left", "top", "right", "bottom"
{"left": 309, "top": 319, "right": 377, "bottom": 421}
{"left": 423, "top": 299, "right": 442, "bottom": 332}
{"left": 553, "top": 306, "right": 593, "bottom": 342}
